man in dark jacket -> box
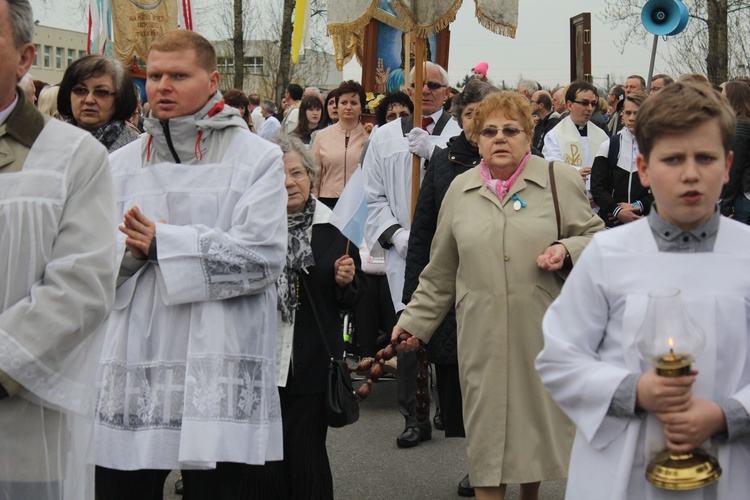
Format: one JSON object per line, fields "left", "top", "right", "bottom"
{"left": 531, "top": 90, "right": 560, "bottom": 152}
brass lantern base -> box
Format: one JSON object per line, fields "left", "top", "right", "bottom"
{"left": 646, "top": 449, "right": 722, "bottom": 490}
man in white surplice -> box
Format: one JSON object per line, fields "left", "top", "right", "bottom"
{"left": 0, "top": 2, "right": 116, "bottom": 498}
{"left": 94, "top": 30, "right": 287, "bottom": 497}
{"left": 363, "top": 61, "right": 460, "bottom": 448}
{"left": 543, "top": 81, "right": 608, "bottom": 211}
{"left": 536, "top": 82, "right": 750, "bottom": 499}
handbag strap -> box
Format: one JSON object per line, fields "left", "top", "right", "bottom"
{"left": 548, "top": 161, "right": 562, "bottom": 240}
{"left": 299, "top": 272, "right": 338, "bottom": 361}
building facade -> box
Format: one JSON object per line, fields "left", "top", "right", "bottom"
{"left": 30, "top": 24, "right": 88, "bottom": 85}
{"left": 213, "top": 39, "right": 343, "bottom": 99}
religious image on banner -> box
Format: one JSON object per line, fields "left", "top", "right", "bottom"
{"left": 111, "top": 0, "right": 180, "bottom": 64}
{"left": 374, "top": 0, "right": 437, "bottom": 93}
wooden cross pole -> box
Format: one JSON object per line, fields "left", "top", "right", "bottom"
{"left": 410, "top": 33, "right": 426, "bottom": 219}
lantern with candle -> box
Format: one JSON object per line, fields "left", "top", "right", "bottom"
{"left": 634, "top": 288, "right": 721, "bottom": 490}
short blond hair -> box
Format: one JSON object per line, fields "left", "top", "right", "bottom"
{"left": 148, "top": 29, "right": 217, "bottom": 73}
{"left": 471, "top": 92, "right": 534, "bottom": 138}
{"left": 635, "top": 81, "right": 735, "bottom": 159}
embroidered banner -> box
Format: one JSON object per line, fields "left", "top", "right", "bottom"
{"left": 326, "top": 0, "right": 519, "bottom": 70}
{"left": 110, "top": 0, "right": 180, "bottom": 63}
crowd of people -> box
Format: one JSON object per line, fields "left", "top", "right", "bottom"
{"left": 2, "top": 0, "right": 750, "bottom": 498}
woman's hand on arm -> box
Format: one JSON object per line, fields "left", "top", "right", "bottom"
{"left": 536, "top": 243, "right": 568, "bottom": 271}
{"left": 334, "top": 255, "right": 355, "bottom": 287}
{"left": 391, "top": 325, "right": 420, "bottom": 352}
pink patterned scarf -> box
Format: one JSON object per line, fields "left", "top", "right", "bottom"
{"left": 479, "top": 151, "right": 532, "bottom": 202}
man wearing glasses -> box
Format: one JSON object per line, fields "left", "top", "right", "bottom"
{"left": 543, "top": 81, "right": 609, "bottom": 211}
{"left": 364, "top": 61, "right": 460, "bottom": 450}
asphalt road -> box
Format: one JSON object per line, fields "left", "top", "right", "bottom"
{"left": 163, "top": 372, "right": 566, "bottom": 499}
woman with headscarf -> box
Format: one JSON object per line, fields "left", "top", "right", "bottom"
{"left": 57, "top": 55, "right": 139, "bottom": 152}
{"left": 265, "top": 134, "right": 363, "bottom": 499}
{"left": 393, "top": 92, "right": 603, "bottom": 500}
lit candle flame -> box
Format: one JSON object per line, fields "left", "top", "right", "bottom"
{"left": 668, "top": 337, "right": 674, "bottom": 348}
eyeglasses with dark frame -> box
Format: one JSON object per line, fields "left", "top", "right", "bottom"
{"left": 71, "top": 86, "right": 116, "bottom": 99}
{"left": 479, "top": 126, "right": 525, "bottom": 139}
{"left": 572, "top": 100, "right": 597, "bottom": 108}
{"left": 409, "top": 81, "right": 447, "bottom": 91}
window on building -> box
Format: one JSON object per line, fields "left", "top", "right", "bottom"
{"left": 217, "top": 56, "right": 235, "bottom": 72}
{"left": 244, "top": 56, "right": 263, "bottom": 75}
{"left": 44, "top": 45, "right": 51, "bottom": 68}
{"left": 55, "top": 47, "right": 63, "bottom": 69}
{"left": 79, "top": 50, "right": 86, "bottom": 59}
{"left": 67, "top": 48, "right": 75, "bottom": 68}
{"left": 33, "top": 44, "right": 40, "bottom": 67}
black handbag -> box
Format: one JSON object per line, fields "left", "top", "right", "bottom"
{"left": 300, "top": 274, "right": 359, "bottom": 428}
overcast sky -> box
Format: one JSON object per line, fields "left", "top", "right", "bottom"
{"left": 30, "top": 0, "right": 682, "bottom": 90}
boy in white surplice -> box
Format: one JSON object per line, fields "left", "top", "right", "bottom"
{"left": 537, "top": 81, "right": 750, "bottom": 499}
{"left": 93, "top": 30, "right": 287, "bottom": 498}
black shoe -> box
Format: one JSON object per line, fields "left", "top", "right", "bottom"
{"left": 457, "top": 474, "right": 475, "bottom": 497}
{"left": 174, "top": 475, "right": 184, "bottom": 495}
{"left": 433, "top": 409, "right": 444, "bottom": 431}
{"left": 396, "top": 426, "right": 432, "bottom": 448}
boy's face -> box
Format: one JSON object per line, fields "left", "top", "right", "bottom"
{"left": 637, "top": 119, "right": 732, "bottom": 232}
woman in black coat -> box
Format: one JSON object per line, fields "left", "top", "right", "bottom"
{"left": 264, "top": 134, "right": 364, "bottom": 499}
{"left": 401, "top": 79, "right": 499, "bottom": 496}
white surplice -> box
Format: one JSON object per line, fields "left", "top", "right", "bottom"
{"left": 94, "top": 98, "right": 287, "bottom": 470}
{"left": 537, "top": 218, "right": 750, "bottom": 500}
{"left": 0, "top": 115, "right": 116, "bottom": 499}
{"left": 363, "top": 114, "right": 460, "bottom": 311}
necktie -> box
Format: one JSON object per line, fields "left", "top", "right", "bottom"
{"left": 421, "top": 116, "right": 433, "bottom": 131}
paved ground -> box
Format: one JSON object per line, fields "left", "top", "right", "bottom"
{"left": 164, "top": 373, "right": 566, "bottom": 499}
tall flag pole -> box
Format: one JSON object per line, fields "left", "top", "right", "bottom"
{"left": 291, "top": 0, "right": 310, "bottom": 64}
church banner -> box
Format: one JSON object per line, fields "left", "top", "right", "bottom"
{"left": 110, "top": 0, "right": 180, "bottom": 64}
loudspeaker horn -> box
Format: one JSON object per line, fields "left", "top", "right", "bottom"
{"left": 641, "top": 0, "right": 689, "bottom": 36}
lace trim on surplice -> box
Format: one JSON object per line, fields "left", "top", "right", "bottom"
{"left": 199, "top": 235, "right": 271, "bottom": 300}
{"left": 96, "top": 356, "right": 281, "bottom": 430}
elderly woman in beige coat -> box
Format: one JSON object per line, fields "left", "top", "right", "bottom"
{"left": 393, "top": 92, "right": 604, "bottom": 500}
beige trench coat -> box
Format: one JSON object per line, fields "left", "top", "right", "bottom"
{"left": 398, "top": 155, "right": 605, "bottom": 486}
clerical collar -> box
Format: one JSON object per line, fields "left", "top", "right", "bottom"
{"left": 576, "top": 123, "right": 587, "bottom": 137}
{"left": 647, "top": 204, "right": 720, "bottom": 253}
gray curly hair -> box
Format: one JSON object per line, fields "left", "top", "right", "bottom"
{"left": 272, "top": 133, "right": 320, "bottom": 184}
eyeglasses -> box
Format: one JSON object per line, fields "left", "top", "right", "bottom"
{"left": 285, "top": 169, "right": 307, "bottom": 180}
{"left": 409, "top": 81, "right": 447, "bottom": 91}
{"left": 479, "top": 126, "right": 524, "bottom": 139}
{"left": 572, "top": 100, "right": 597, "bottom": 108}
{"left": 71, "top": 86, "right": 116, "bottom": 99}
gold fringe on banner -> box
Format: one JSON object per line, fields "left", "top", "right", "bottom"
{"left": 371, "top": 8, "right": 412, "bottom": 33}
{"left": 391, "top": 0, "right": 462, "bottom": 38}
{"left": 326, "top": 0, "right": 379, "bottom": 37}
{"left": 475, "top": 0, "right": 518, "bottom": 38}
{"left": 331, "top": 32, "right": 363, "bottom": 71}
